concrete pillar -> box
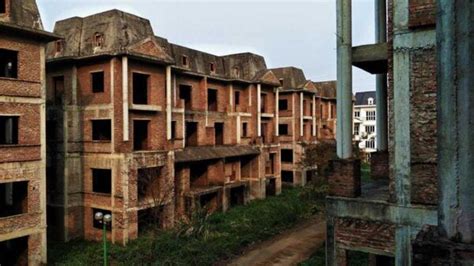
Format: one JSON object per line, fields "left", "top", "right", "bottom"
{"left": 437, "top": 0, "right": 474, "bottom": 243}
{"left": 300, "top": 92, "right": 304, "bottom": 137}
{"left": 375, "top": 0, "right": 388, "bottom": 151}
{"left": 312, "top": 95, "right": 316, "bottom": 137}
{"left": 336, "top": 0, "right": 353, "bottom": 159}
{"left": 166, "top": 66, "right": 172, "bottom": 140}
{"left": 122, "top": 56, "right": 129, "bottom": 141}
{"left": 275, "top": 89, "right": 279, "bottom": 136}
{"left": 257, "top": 84, "right": 261, "bottom": 137}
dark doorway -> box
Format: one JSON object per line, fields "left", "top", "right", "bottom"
{"left": 138, "top": 206, "right": 163, "bottom": 235}
{"left": 53, "top": 76, "right": 64, "bottom": 104}
{"left": 133, "top": 73, "right": 149, "bottom": 104}
{"left": 199, "top": 192, "right": 219, "bottom": 212}
{"left": 215, "top": 122, "right": 224, "bottom": 145}
{"left": 266, "top": 178, "right": 276, "bottom": 196}
{"left": 0, "top": 236, "right": 28, "bottom": 266}
{"left": 230, "top": 186, "right": 245, "bottom": 207}
{"left": 133, "top": 120, "right": 149, "bottom": 150}
{"left": 261, "top": 122, "right": 268, "bottom": 144}
{"left": 207, "top": 89, "right": 218, "bottom": 111}
{"left": 282, "top": 171, "right": 294, "bottom": 183}
{"left": 179, "top": 85, "right": 192, "bottom": 109}
{"left": 190, "top": 163, "right": 208, "bottom": 187}
{"left": 185, "top": 122, "right": 198, "bottom": 147}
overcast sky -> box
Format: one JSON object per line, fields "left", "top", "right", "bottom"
{"left": 37, "top": 0, "right": 375, "bottom": 92}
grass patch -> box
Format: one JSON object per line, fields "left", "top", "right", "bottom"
{"left": 49, "top": 187, "right": 323, "bottom": 265}
{"left": 361, "top": 162, "right": 371, "bottom": 183}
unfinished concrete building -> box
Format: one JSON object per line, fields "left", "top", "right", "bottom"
{"left": 327, "top": 0, "right": 473, "bottom": 265}
{"left": 271, "top": 67, "right": 336, "bottom": 186}
{"left": 0, "top": 0, "right": 58, "bottom": 264}
{"left": 43, "top": 9, "right": 319, "bottom": 244}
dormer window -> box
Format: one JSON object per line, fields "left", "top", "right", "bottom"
{"left": 182, "top": 55, "right": 188, "bottom": 67}
{"left": 368, "top": 97, "right": 374, "bottom": 105}
{"left": 93, "top": 33, "right": 104, "bottom": 48}
{"left": 233, "top": 67, "right": 240, "bottom": 77}
{"left": 55, "top": 40, "right": 63, "bottom": 53}
{"left": 279, "top": 79, "right": 284, "bottom": 87}
{"left": 209, "top": 63, "right": 215, "bottom": 73}
{"left": 0, "top": 0, "right": 6, "bottom": 14}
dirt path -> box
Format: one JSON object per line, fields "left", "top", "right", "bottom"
{"left": 226, "top": 216, "right": 326, "bottom": 266}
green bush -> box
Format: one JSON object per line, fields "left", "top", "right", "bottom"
{"left": 48, "top": 187, "right": 323, "bottom": 265}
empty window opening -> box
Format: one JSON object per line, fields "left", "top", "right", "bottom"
{"left": 182, "top": 55, "right": 188, "bottom": 66}
{"left": 0, "top": 236, "right": 28, "bottom": 266}
{"left": 0, "top": 116, "right": 18, "bottom": 145}
{"left": 137, "top": 167, "right": 161, "bottom": 201}
{"left": 282, "top": 171, "right": 294, "bottom": 183}
{"left": 93, "top": 33, "right": 104, "bottom": 48}
{"left": 266, "top": 178, "right": 276, "bottom": 197}
{"left": 133, "top": 73, "right": 149, "bottom": 105}
{"left": 242, "top": 122, "right": 248, "bottom": 137}
{"left": 138, "top": 206, "right": 163, "bottom": 235}
{"left": 230, "top": 186, "right": 245, "bottom": 207}
{"left": 233, "top": 67, "right": 240, "bottom": 77}
{"left": 260, "top": 93, "right": 267, "bottom": 113}
{"left": 279, "top": 78, "right": 284, "bottom": 87}
{"left": 190, "top": 163, "right": 208, "bottom": 187}
{"left": 266, "top": 153, "right": 275, "bottom": 175}
{"left": 171, "top": 121, "right": 177, "bottom": 140}
{"left": 209, "top": 62, "right": 215, "bottom": 73}
{"left": 92, "top": 208, "right": 111, "bottom": 231}
{"left": 91, "top": 72, "right": 104, "bottom": 93}
{"left": 279, "top": 124, "right": 289, "bottom": 136}
{"left": 133, "top": 120, "right": 149, "bottom": 151}
{"left": 91, "top": 120, "right": 111, "bottom": 141}
{"left": 234, "top": 91, "right": 240, "bottom": 106}
{"left": 241, "top": 157, "right": 252, "bottom": 178}
{"left": 179, "top": 85, "right": 192, "bottom": 109}
{"left": 207, "top": 89, "right": 218, "bottom": 111}
{"left": 185, "top": 121, "right": 198, "bottom": 147}
{"left": 53, "top": 76, "right": 64, "bottom": 104}
{"left": 92, "top": 169, "right": 112, "bottom": 194}
{"left": 0, "top": 49, "right": 18, "bottom": 78}
{"left": 281, "top": 149, "right": 293, "bottom": 163}
{"left": 199, "top": 192, "right": 218, "bottom": 212}
{"left": 215, "top": 122, "right": 224, "bottom": 145}
{"left": 0, "top": 181, "right": 28, "bottom": 217}
{"left": 279, "top": 99, "right": 288, "bottom": 111}
{"left": 55, "top": 40, "right": 63, "bottom": 53}
{"left": 261, "top": 122, "right": 268, "bottom": 143}
{"left": 0, "top": 0, "right": 5, "bottom": 14}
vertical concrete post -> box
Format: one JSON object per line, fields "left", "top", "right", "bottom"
{"left": 437, "top": 0, "right": 474, "bottom": 243}
{"left": 122, "top": 56, "right": 129, "bottom": 141}
{"left": 275, "top": 89, "right": 279, "bottom": 136}
{"left": 300, "top": 92, "right": 304, "bottom": 137}
{"left": 326, "top": 216, "right": 336, "bottom": 266}
{"left": 257, "top": 83, "right": 262, "bottom": 136}
{"left": 312, "top": 95, "right": 316, "bottom": 136}
{"left": 375, "top": 0, "right": 388, "bottom": 151}
{"left": 336, "top": 0, "right": 353, "bottom": 159}
{"left": 166, "top": 66, "right": 172, "bottom": 140}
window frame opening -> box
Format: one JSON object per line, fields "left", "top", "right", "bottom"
{"left": 0, "top": 116, "right": 19, "bottom": 145}
{"left": 279, "top": 124, "right": 289, "bottom": 136}
{"left": 91, "top": 71, "right": 104, "bottom": 93}
{"left": 281, "top": 149, "right": 294, "bottom": 163}
{"left": 132, "top": 72, "right": 150, "bottom": 105}
{"left": 179, "top": 85, "right": 192, "bottom": 109}
{"left": 0, "top": 49, "right": 18, "bottom": 79}
{"left": 92, "top": 208, "right": 112, "bottom": 231}
{"left": 92, "top": 168, "right": 112, "bottom": 194}
{"left": 0, "top": 181, "right": 28, "bottom": 218}
{"left": 91, "top": 119, "right": 111, "bottom": 141}
{"left": 133, "top": 120, "right": 149, "bottom": 151}
{"left": 207, "top": 88, "right": 218, "bottom": 111}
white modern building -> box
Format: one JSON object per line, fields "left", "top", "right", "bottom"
{"left": 353, "top": 91, "right": 377, "bottom": 154}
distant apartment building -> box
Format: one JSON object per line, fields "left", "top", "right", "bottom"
{"left": 353, "top": 91, "right": 376, "bottom": 154}
{"left": 0, "top": 0, "right": 58, "bottom": 264}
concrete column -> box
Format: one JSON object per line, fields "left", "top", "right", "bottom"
{"left": 166, "top": 66, "right": 172, "bottom": 140}
{"left": 395, "top": 226, "right": 412, "bottom": 266}
{"left": 275, "top": 89, "right": 279, "bottom": 136}
{"left": 257, "top": 84, "right": 261, "bottom": 137}
{"left": 300, "top": 92, "right": 304, "bottom": 137}
{"left": 375, "top": 0, "right": 388, "bottom": 151}
{"left": 122, "top": 56, "right": 129, "bottom": 141}
{"left": 336, "top": 0, "right": 353, "bottom": 159}
{"left": 312, "top": 95, "right": 316, "bottom": 137}
{"left": 437, "top": 0, "right": 474, "bottom": 243}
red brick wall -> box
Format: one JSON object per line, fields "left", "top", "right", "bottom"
{"left": 77, "top": 60, "right": 112, "bottom": 105}
{"left": 409, "top": 0, "right": 436, "bottom": 28}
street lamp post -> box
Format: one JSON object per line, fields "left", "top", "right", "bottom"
{"left": 94, "top": 212, "right": 112, "bottom": 266}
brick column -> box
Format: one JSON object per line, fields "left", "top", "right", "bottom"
{"left": 328, "top": 159, "right": 361, "bottom": 198}
{"left": 370, "top": 151, "right": 389, "bottom": 180}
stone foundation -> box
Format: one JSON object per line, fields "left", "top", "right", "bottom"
{"left": 370, "top": 151, "right": 389, "bottom": 180}
{"left": 328, "top": 159, "right": 361, "bottom": 198}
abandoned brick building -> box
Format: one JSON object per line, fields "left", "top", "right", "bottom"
{"left": 43, "top": 9, "right": 336, "bottom": 244}
{"left": 271, "top": 67, "right": 336, "bottom": 186}
{"left": 0, "top": 0, "right": 58, "bottom": 264}
{"left": 327, "top": 0, "right": 473, "bottom": 265}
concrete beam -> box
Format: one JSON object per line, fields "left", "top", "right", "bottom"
{"left": 336, "top": 0, "right": 353, "bottom": 159}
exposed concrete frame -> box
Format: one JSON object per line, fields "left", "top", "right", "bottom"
{"left": 257, "top": 83, "right": 261, "bottom": 136}
{"left": 122, "top": 56, "right": 129, "bottom": 141}
{"left": 166, "top": 66, "right": 172, "bottom": 140}
{"left": 336, "top": 0, "right": 353, "bottom": 159}
{"left": 275, "top": 89, "right": 279, "bottom": 136}
{"left": 375, "top": 0, "right": 388, "bottom": 151}
{"left": 312, "top": 95, "right": 316, "bottom": 136}
{"left": 300, "top": 92, "right": 304, "bottom": 137}
{"left": 437, "top": 0, "right": 474, "bottom": 243}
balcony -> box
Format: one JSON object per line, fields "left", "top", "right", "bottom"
{"left": 352, "top": 42, "right": 388, "bottom": 74}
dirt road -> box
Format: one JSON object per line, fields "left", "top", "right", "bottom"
{"left": 226, "top": 217, "right": 326, "bottom": 266}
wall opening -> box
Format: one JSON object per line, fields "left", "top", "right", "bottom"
{"left": 241, "top": 156, "right": 252, "bottom": 178}
{"left": 266, "top": 178, "right": 276, "bottom": 197}
{"left": 190, "top": 163, "right": 208, "bottom": 187}
{"left": 92, "top": 169, "right": 112, "bottom": 194}
{"left": 91, "top": 120, "right": 111, "bottom": 141}
{"left": 137, "top": 167, "right": 161, "bottom": 202}
{"left": 138, "top": 206, "right": 163, "bottom": 235}
{"left": 185, "top": 122, "right": 198, "bottom": 147}
{"left": 265, "top": 153, "right": 275, "bottom": 175}
{"left": 0, "top": 236, "right": 28, "bottom": 266}
{"left": 92, "top": 208, "right": 111, "bottom": 231}
{"left": 234, "top": 91, "right": 240, "bottom": 106}
{"left": 282, "top": 171, "right": 294, "bottom": 183}
{"left": 207, "top": 89, "right": 218, "bottom": 111}
{"left": 281, "top": 149, "right": 293, "bottom": 163}
{"left": 179, "top": 85, "right": 192, "bottom": 109}
{"left": 133, "top": 73, "right": 149, "bottom": 105}
{"left": 53, "top": 76, "right": 64, "bottom": 104}
{"left": 260, "top": 93, "right": 267, "bottom": 113}
{"left": 133, "top": 120, "right": 149, "bottom": 150}
{"left": 279, "top": 99, "right": 288, "bottom": 111}
{"left": 171, "top": 121, "right": 177, "bottom": 140}
{"left": 0, "top": 116, "right": 18, "bottom": 145}
{"left": 182, "top": 55, "right": 188, "bottom": 67}
{"left": 279, "top": 124, "right": 289, "bottom": 135}
{"left": 199, "top": 192, "right": 218, "bottom": 212}
{"left": 0, "top": 49, "right": 18, "bottom": 78}
{"left": 91, "top": 71, "right": 104, "bottom": 93}
{"left": 0, "top": 0, "right": 5, "bottom": 14}
{"left": 0, "top": 181, "right": 28, "bottom": 217}
{"left": 230, "top": 186, "right": 245, "bottom": 207}
{"left": 261, "top": 122, "right": 268, "bottom": 143}
{"left": 242, "top": 122, "right": 248, "bottom": 137}
{"left": 215, "top": 122, "right": 224, "bottom": 145}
